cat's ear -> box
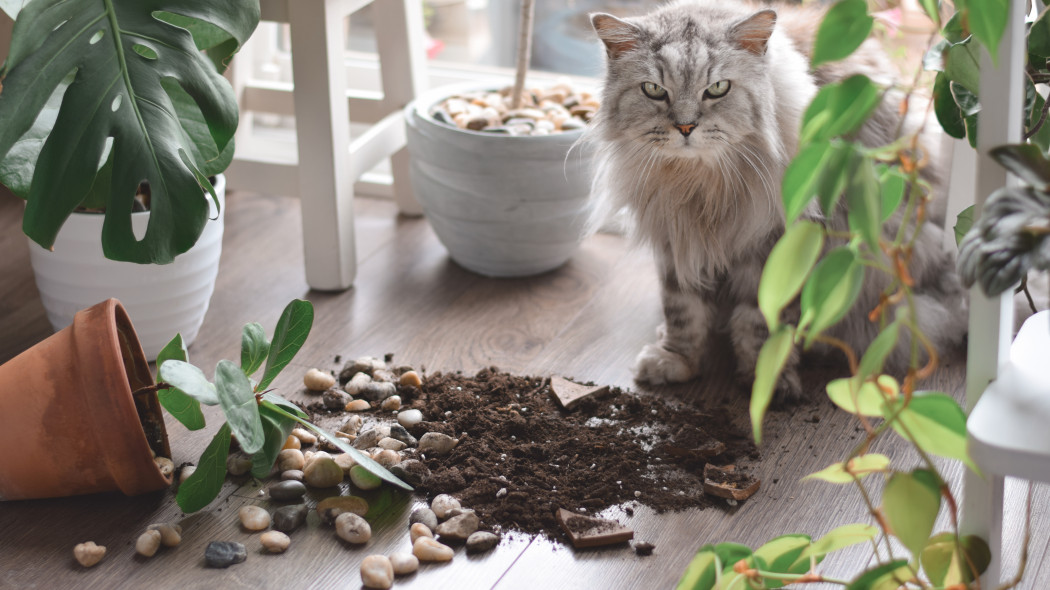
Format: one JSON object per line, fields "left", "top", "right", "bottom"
{"left": 729, "top": 10, "right": 777, "bottom": 56}
{"left": 591, "top": 13, "right": 642, "bottom": 60}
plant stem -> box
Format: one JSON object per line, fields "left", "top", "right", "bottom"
{"left": 511, "top": 0, "right": 535, "bottom": 110}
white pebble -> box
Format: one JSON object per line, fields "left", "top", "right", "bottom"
{"left": 413, "top": 537, "right": 454, "bottom": 562}
{"left": 360, "top": 554, "right": 394, "bottom": 589}
{"left": 179, "top": 465, "right": 196, "bottom": 484}
{"left": 373, "top": 449, "right": 401, "bottom": 468}
{"left": 226, "top": 453, "right": 252, "bottom": 476}
{"left": 154, "top": 456, "right": 174, "bottom": 478}
{"left": 496, "top": 487, "right": 507, "bottom": 499}
{"left": 260, "top": 530, "right": 291, "bottom": 553}
{"left": 350, "top": 465, "right": 382, "bottom": 490}
{"left": 410, "top": 522, "right": 434, "bottom": 544}
{"left": 431, "top": 494, "right": 461, "bottom": 519}
{"left": 381, "top": 396, "right": 402, "bottom": 411}
{"left": 304, "top": 457, "right": 344, "bottom": 488}
{"left": 377, "top": 437, "right": 406, "bottom": 451}
{"left": 277, "top": 449, "right": 305, "bottom": 472}
{"left": 135, "top": 529, "right": 162, "bottom": 557}
{"left": 291, "top": 427, "right": 317, "bottom": 444}
{"left": 239, "top": 505, "right": 271, "bottom": 531}
{"left": 418, "top": 432, "right": 458, "bottom": 456}
{"left": 345, "top": 372, "right": 373, "bottom": 396}
{"left": 397, "top": 409, "right": 424, "bottom": 428}
{"left": 147, "top": 523, "right": 182, "bottom": 547}
{"left": 304, "top": 368, "right": 336, "bottom": 391}
{"left": 73, "top": 541, "right": 106, "bottom": 567}
{"left": 335, "top": 512, "right": 372, "bottom": 544}
{"left": 334, "top": 452, "right": 358, "bottom": 473}
{"left": 340, "top": 414, "right": 364, "bottom": 435}
{"left": 390, "top": 552, "right": 420, "bottom": 575}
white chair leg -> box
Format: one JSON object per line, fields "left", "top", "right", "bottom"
{"left": 962, "top": 470, "right": 1005, "bottom": 585}
{"left": 289, "top": 0, "right": 358, "bottom": 290}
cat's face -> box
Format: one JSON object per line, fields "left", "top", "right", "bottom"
{"left": 592, "top": 7, "right": 777, "bottom": 161}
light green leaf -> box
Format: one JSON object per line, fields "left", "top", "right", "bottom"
{"left": 846, "top": 559, "right": 913, "bottom": 590}
{"left": 676, "top": 547, "right": 719, "bottom": 590}
{"left": 159, "top": 359, "right": 219, "bottom": 405}
{"left": 945, "top": 41, "right": 982, "bottom": 96}
{"left": 751, "top": 325, "right": 795, "bottom": 445}
{"left": 883, "top": 469, "right": 941, "bottom": 558}
{"left": 889, "top": 391, "right": 978, "bottom": 472}
{"left": 262, "top": 392, "right": 309, "bottom": 420}
{"left": 811, "top": 0, "right": 873, "bottom": 68}
{"left": 249, "top": 404, "right": 298, "bottom": 479}
{"left": 846, "top": 156, "right": 882, "bottom": 250}
{"left": 0, "top": 0, "right": 259, "bottom": 263}
{"left": 241, "top": 322, "right": 269, "bottom": 377}
{"left": 921, "top": 533, "right": 992, "bottom": 586}
{"left": 968, "top": 0, "right": 1008, "bottom": 64}
{"left": 214, "top": 359, "right": 264, "bottom": 455}
{"left": 754, "top": 535, "right": 812, "bottom": 588}
{"left": 917, "top": 0, "right": 940, "bottom": 25}
{"left": 156, "top": 334, "right": 205, "bottom": 431}
{"left": 176, "top": 422, "right": 231, "bottom": 513}
{"left": 800, "top": 246, "right": 865, "bottom": 346}
{"left": 857, "top": 324, "right": 900, "bottom": 380}
{"left": 758, "top": 221, "right": 825, "bottom": 331}
{"left": 782, "top": 141, "right": 830, "bottom": 223}
{"left": 954, "top": 205, "right": 975, "bottom": 247}
{"left": 817, "top": 143, "right": 855, "bottom": 216}
{"left": 804, "top": 453, "right": 890, "bottom": 484}
{"left": 801, "top": 75, "right": 881, "bottom": 145}
{"left": 258, "top": 299, "right": 314, "bottom": 391}
{"left": 798, "top": 523, "right": 879, "bottom": 562}
{"left": 827, "top": 375, "right": 899, "bottom": 417}
{"left": 878, "top": 168, "right": 906, "bottom": 222}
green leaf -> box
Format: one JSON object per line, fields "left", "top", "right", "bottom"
{"left": 676, "top": 547, "right": 719, "bottom": 590}
{"left": 846, "top": 559, "right": 912, "bottom": 590}
{"left": 0, "top": 71, "right": 70, "bottom": 198}
{"left": 826, "top": 375, "right": 899, "bottom": 417}
{"left": 153, "top": 11, "right": 242, "bottom": 73}
{"left": 989, "top": 143, "right": 1050, "bottom": 191}
{"left": 1031, "top": 8, "right": 1050, "bottom": 59}
{"left": 801, "top": 75, "right": 881, "bottom": 145}
{"left": 250, "top": 404, "right": 298, "bottom": 479}
{"left": 798, "top": 523, "right": 879, "bottom": 563}
{"left": 214, "top": 359, "right": 265, "bottom": 455}
{"left": 968, "top": 0, "right": 1008, "bottom": 64}
{"left": 161, "top": 77, "right": 235, "bottom": 179}
{"left": 241, "top": 322, "right": 269, "bottom": 377}
{"left": 155, "top": 334, "right": 205, "bottom": 431}
{"left": 889, "top": 392, "right": 978, "bottom": 472}
{"left": 953, "top": 205, "right": 975, "bottom": 247}
{"left": 751, "top": 325, "right": 795, "bottom": 444}
{"left": 964, "top": 112, "right": 979, "bottom": 148}
{"left": 753, "top": 535, "right": 812, "bottom": 588}
{"left": 877, "top": 168, "right": 907, "bottom": 222}
{"left": 758, "top": 221, "right": 824, "bottom": 331}
{"left": 952, "top": 80, "right": 981, "bottom": 116}
{"left": 811, "top": 0, "right": 873, "bottom": 68}
{"left": 0, "top": 0, "right": 259, "bottom": 263}
{"left": 800, "top": 246, "right": 865, "bottom": 346}
{"left": 916, "top": 0, "right": 940, "bottom": 26}
{"left": 158, "top": 359, "right": 219, "bottom": 405}
{"left": 923, "top": 39, "right": 949, "bottom": 72}
{"left": 921, "top": 533, "right": 992, "bottom": 585}
{"left": 262, "top": 392, "right": 309, "bottom": 420}
{"left": 933, "top": 71, "right": 968, "bottom": 139}
{"left": 846, "top": 156, "right": 882, "bottom": 250}
{"left": 857, "top": 323, "right": 900, "bottom": 379}
{"left": 258, "top": 299, "right": 314, "bottom": 391}
{"left": 945, "top": 41, "right": 982, "bottom": 96}
{"left": 941, "top": 12, "right": 967, "bottom": 44}
{"left": 805, "top": 453, "right": 890, "bottom": 484}
{"left": 1027, "top": 94, "right": 1050, "bottom": 155}
{"left": 176, "top": 422, "right": 231, "bottom": 513}
{"left": 782, "top": 141, "right": 830, "bottom": 223}
{"left": 818, "top": 142, "right": 855, "bottom": 215}
{"left": 883, "top": 469, "right": 941, "bottom": 558}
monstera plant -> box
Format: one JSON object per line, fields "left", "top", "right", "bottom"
{"left": 0, "top": 0, "right": 259, "bottom": 263}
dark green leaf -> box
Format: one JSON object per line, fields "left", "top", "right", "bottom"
{"left": 153, "top": 11, "right": 241, "bottom": 72}
{"left": 156, "top": 334, "right": 205, "bottom": 431}
{"left": 804, "top": 453, "right": 890, "bottom": 483}
{"left": 989, "top": 143, "right": 1050, "bottom": 191}
{"left": 751, "top": 325, "right": 795, "bottom": 444}
{"left": 846, "top": 559, "right": 912, "bottom": 590}
{"left": 923, "top": 39, "right": 949, "bottom": 72}
{"left": 161, "top": 78, "right": 235, "bottom": 178}
{"left": 800, "top": 246, "right": 865, "bottom": 346}
{"left": 753, "top": 535, "right": 812, "bottom": 588}
{"left": 176, "top": 422, "right": 231, "bottom": 513}
{"left": 846, "top": 157, "right": 882, "bottom": 249}
{"left": 798, "top": 523, "right": 879, "bottom": 562}
{"left": 758, "top": 221, "right": 825, "bottom": 331}
{"left": 933, "top": 72, "right": 966, "bottom": 139}
{"left": 1027, "top": 94, "right": 1050, "bottom": 155}
{"left": 676, "top": 547, "right": 719, "bottom": 590}
{"left": 241, "top": 322, "right": 269, "bottom": 377}
{"left": 888, "top": 391, "right": 978, "bottom": 472}
{"left": 782, "top": 141, "right": 830, "bottom": 223}
{"left": 952, "top": 81, "right": 980, "bottom": 116}
{"left": 964, "top": 112, "right": 979, "bottom": 148}
{"left": 1032, "top": 8, "right": 1050, "bottom": 59}
{"left": 214, "top": 359, "right": 264, "bottom": 455}
{"left": 159, "top": 359, "right": 219, "bottom": 405}
{"left": 0, "top": 0, "right": 259, "bottom": 263}
{"left": 945, "top": 41, "right": 982, "bottom": 96}
{"left": 857, "top": 322, "right": 900, "bottom": 379}
{"left": 250, "top": 404, "right": 298, "bottom": 479}
{"left": 0, "top": 71, "right": 70, "bottom": 198}
{"left": 883, "top": 469, "right": 941, "bottom": 558}
{"left": 802, "top": 75, "right": 882, "bottom": 145}
{"left": 258, "top": 299, "right": 314, "bottom": 391}
{"left": 941, "top": 12, "right": 967, "bottom": 44}
{"left": 921, "top": 533, "right": 992, "bottom": 585}
{"left": 954, "top": 205, "right": 975, "bottom": 247}
{"left": 968, "top": 0, "right": 1008, "bottom": 64}
{"left": 811, "top": 0, "right": 873, "bottom": 68}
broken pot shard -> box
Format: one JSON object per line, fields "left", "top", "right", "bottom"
{"left": 556, "top": 508, "right": 633, "bottom": 549}
{"left": 549, "top": 376, "right": 610, "bottom": 409}
{"left": 702, "top": 464, "right": 761, "bottom": 501}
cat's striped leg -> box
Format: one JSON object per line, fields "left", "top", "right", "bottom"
{"left": 729, "top": 303, "right": 802, "bottom": 400}
{"left": 634, "top": 269, "right": 710, "bottom": 385}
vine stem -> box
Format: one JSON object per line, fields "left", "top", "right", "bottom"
{"left": 132, "top": 382, "right": 171, "bottom": 396}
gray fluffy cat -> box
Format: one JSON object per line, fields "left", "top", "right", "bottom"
{"left": 586, "top": 0, "right": 966, "bottom": 398}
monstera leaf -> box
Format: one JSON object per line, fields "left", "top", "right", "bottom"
{"left": 0, "top": 0, "right": 258, "bottom": 263}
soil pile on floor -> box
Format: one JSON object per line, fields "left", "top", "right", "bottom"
{"left": 394, "top": 368, "right": 757, "bottom": 539}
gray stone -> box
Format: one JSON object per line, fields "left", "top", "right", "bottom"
{"left": 281, "top": 469, "right": 304, "bottom": 481}
{"left": 435, "top": 511, "right": 479, "bottom": 540}
{"left": 272, "top": 504, "right": 308, "bottom": 533}
{"left": 409, "top": 507, "right": 438, "bottom": 532}
{"left": 268, "top": 480, "right": 306, "bottom": 501}
{"left": 388, "top": 425, "right": 417, "bottom": 446}
{"left": 204, "top": 541, "right": 246, "bottom": 568}
{"left": 352, "top": 429, "right": 381, "bottom": 450}
{"left": 323, "top": 389, "right": 351, "bottom": 410}
{"left": 466, "top": 531, "right": 500, "bottom": 554}
{"left": 361, "top": 382, "right": 397, "bottom": 401}
{"left": 389, "top": 460, "right": 430, "bottom": 488}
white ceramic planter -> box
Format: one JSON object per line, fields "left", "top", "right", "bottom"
{"left": 404, "top": 82, "right": 594, "bottom": 277}
{"left": 27, "top": 175, "right": 226, "bottom": 361}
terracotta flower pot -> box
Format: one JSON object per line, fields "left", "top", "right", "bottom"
{"left": 0, "top": 299, "right": 173, "bottom": 501}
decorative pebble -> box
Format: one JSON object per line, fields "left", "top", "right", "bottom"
{"left": 273, "top": 504, "right": 309, "bottom": 533}
{"left": 373, "top": 449, "right": 401, "bottom": 468}
{"left": 410, "top": 507, "right": 439, "bottom": 532}
{"left": 335, "top": 512, "right": 372, "bottom": 544}
{"left": 205, "top": 541, "right": 247, "bottom": 568}
{"left": 373, "top": 369, "right": 397, "bottom": 383}
{"left": 435, "top": 512, "right": 479, "bottom": 540}
{"left": 397, "top": 409, "right": 424, "bottom": 428}
{"left": 324, "top": 389, "right": 352, "bottom": 409}
{"left": 73, "top": 541, "right": 106, "bottom": 567}
{"left": 410, "top": 522, "right": 434, "bottom": 544}
{"left": 276, "top": 449, "right": 305, "bottom": 472}
{"left": 334, "top": 452, "right": 358, "bottom": 473}
{"left": 291, "top": 427, "right": 317, "bottom": 445}
{"left": 388, "top": 425, "right": 417, "bottom": 446}
{"left": 399, "top": 371, "right": 422, "bottom": 388}
{"left": 317, "top": 495, "right": 369, "bottom": 525}
{"left": 377, "top": 437, "right": 406, "bottom": 451}
{"left": 349, "top": 465, "right": 382, "bottom": 490}
{"left": 390, "top": 552, "right": 419, "bottom": 575}
{"left": 303, "top": 457, "right": 343, "bottom": 488}
{"left": 445, "top": 507, "right": 475, "bottom": 519}
{"left": 305, "top": 450, "right": 332, "bottom": 467}
{"left": 431, "top": 494, "right": 461, "bottom": 520}
{"left": 412, "top": 537, "right": 454, "bottom": 562}
{"left": 339, "top": 414, "right": 364, "bottom": 435}
{"left": 466, "top": 531, "right": 500, "bottom": 554}
{"left": 389, "top": 460, "right": 430, "bottom": 487}
{"left": 281, "top": 469, "right": 304, "bottom": 481}
{"left": 269, "top": 480, "right": 307, "bottom": 501}
{"left": 135, "top": 529, "right": 162, "bottom": 557}
{"left": 154, "top": 456, "right": 174, "bottom": 478}
{"left": 352, "top": 429, "right": 381, "bottom": 450}
{"left": 418, "top": 432, "right": 458, "bottom": 456}
{"left": 344, "top": 372, "right": 373, "bottom": 396}
{"left": 261, "top": 530, "right": 291, "bottom": 553}
{"left": 179, "top": 465, "right": 196, "bottom": 484}
{"left": 360, "top": 555, "right": 394, "bottom": 589}
{"left": 380, "top": 396, "right": 402, "bottom": 412}
{"left": 226, "top": 453, "right": 252, "bottom": 476}
{"left": 147, "top": 523, "right": 182, "bottom": 547}
{"left": 345, "top": 399, "right": 371, "bottom": 412}
{"left": 304, "top": 368, "right": 336, "bottom": 391}
{"left": 281, "top": 434, "right": 301, "bottom": 450}
{"left": 361, "top": 382, "right": 397, "bottom": 401}
{"left": 496, "top": 487, "right": 508, "bottom": 499}
{"left": 239, "top": 505, "right": 271, "bottom": 531}
{"left": 432, "top": 84, "right": 597, "bottom": 136}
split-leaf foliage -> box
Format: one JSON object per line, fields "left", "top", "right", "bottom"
{"left": 156, "top": 299, "right": 412, "bottom": 513}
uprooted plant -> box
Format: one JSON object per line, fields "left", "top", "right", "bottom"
{"left": 149, "top": 299, "right": 411, "bottom": 512}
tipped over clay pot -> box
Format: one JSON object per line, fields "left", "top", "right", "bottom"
{"left": 0, "top": 298, "right": 172, "bottom": 500}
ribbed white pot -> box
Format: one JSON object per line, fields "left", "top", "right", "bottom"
{"left": 27, "top": 175, "right": 225, "bottom": 361}
{"left": 405, "top": 82, "right": 594, "bottom": 278}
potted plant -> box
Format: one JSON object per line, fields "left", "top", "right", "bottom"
{"left": 0, "top": 0, "right": 260, "bottom": 359}
{"left": 404, "top": 0, "right": 596, "bottom": 277}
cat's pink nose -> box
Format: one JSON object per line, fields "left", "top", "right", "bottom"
{"left": 675, "top": 123, "right": 697, "bottom": 136}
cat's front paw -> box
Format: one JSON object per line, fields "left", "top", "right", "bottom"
{"left": 634, "top": 343, "right": 697, "bottom": 385}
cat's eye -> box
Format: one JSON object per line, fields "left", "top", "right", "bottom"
{"left": 641, "top": 82, "right": 667, "bottom": 100}
{"left": 704, "top": 80, "right": 731, "bottom": 99}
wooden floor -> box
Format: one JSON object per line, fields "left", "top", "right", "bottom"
{"left": 1, "top": 187, "right": 1048, "bottom": 590}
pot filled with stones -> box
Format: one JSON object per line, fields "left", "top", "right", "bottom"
{"left": 404, "top": 80, "right": 598, "bottom": 277}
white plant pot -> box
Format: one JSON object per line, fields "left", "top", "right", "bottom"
{"left": 405, "top": 82, "right": 594, "bottom": 277}
{"left": 27, "top": 175, "right": 225, "bottom": 361}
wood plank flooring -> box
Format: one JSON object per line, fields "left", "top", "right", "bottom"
{"left": 0, "top": 187, "right": 1047, "bottom": 589}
